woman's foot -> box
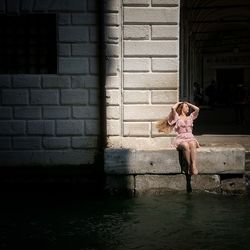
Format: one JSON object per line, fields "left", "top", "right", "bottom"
{"left": 191, "top": 165, "right": 198, "bottom": 175}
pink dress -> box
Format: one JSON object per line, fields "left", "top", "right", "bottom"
{"left": 168, "top": 110, "right": 200, "bottom": 148}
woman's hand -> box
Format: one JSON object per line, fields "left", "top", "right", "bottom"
{"left": 172, "top": 101, "right": 182, "bottom": 110}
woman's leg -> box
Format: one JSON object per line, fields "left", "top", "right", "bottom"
{"left": 178, "top": 142, "right": 191, "bottom": 171}
{"left": 189, "top": 141, "right": 198, "bottom": 175}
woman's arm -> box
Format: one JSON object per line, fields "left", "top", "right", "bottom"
{"left": 187, "top": 102, "right": 199, "bottom": 112}
{"left": 168, "top": 101, "right": 182, "bottom": 124}
{"left": 171, "top": 101, "right": 183, "bottom": 111}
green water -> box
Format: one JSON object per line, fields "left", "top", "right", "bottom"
{"left": 1, "top": 192, "right": 250, "bottom": 250}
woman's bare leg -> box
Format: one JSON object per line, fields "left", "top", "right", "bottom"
{"left": 178, "top": 142, "right": 191, "bottom": 172}
{"left": 189, "top": 141, "right": 198, "bottom": 175}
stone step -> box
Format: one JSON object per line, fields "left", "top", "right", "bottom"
{"left": 245, "top": 160, "right": 250, "bottom": 171}
{"left": 105, "top": 145, "right": 245, "bottom": 175}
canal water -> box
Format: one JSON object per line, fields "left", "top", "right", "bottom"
{"left": 1, "top": 191, "right": 250, "bottom": 250}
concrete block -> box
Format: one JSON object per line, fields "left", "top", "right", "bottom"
{"left": 123, "top": 90, "right": 149, "bottom": 104}
{"left": 13, "top": 75, "right": 41, "bottom": 88}
{"left": 106, "top": 44, "right": 120, "bottom": 57}
{"left": 106, "top": 90, "right": 120, "bottom": 105}
{"left": 124, "top": 122, "right": 150, "bottom": 136}
{"left": 0, "top": 137, "right": 11, "bottom": 149}
{"left": 0, "top": 75, "right": 11, "bottom": 88}
{"left": 58, "top": 13, "right": 71, "bottom": 25}
{"left": 107, "top": 119, "right": 120, "bottom": 136}
{"left": 105, "top": 175, "right": 135, "bottom": 194}
{"left": 31, "top": 90, "right": 59, "bottom": 105}
{"left": 89, "top": 89, "right": 99, "bottom": 105}
{"left": 124, "top": 7, "right": 179, "bottom": 24}
{"left": 84, "top": 76, "right": 99, "bottom": 89}
{"left": 73, "top": 106, "right": 99, "bottom": 119}
{"left": 20, "top": 0, "right": 33, "bottom": 11}
{"left": 123, "top": 0, "right": 150, "bottom": 6}
{"left": 59, "top": 58, "right": 89, "bottom": 74}
{"left": 105, "top": 27, "right": 119, "bottom": 43}
{"left": 72, "top": 13, "right": 97, "bottom": 25}
{"left": 61, "top": 89, "right": 88, "bottom": 105}
{"left": 106, "top": 106, "right": 120, "bottom": 119}
{"left": 152, "top": 0, "right": 179, "bottom": 6}
{"left": 152, "top": 58, "right": 178, "bottom": 72}
{"left": 56, "top": 120, "right": 84, "bottom": 135}
{"left": 0, "top": 107, "right": 13, "bottom": 119}
{"left": 124, "top": 58, "right": 150, "bottom": 72}
{"left": 85, "top": 120, "right": 100, "bottom": 135}
{"left": 87, "top": 0, "right": 97, "bottom": 11}
{"left": 0, "top": 121, "right": 25, "bottom": 135}
{"left": 72, "top": 136, "right": 98, "bottom": 149}
{"left": 14, "top": 107, "right": 41, "bottom": 119}
{"left": 90, "top": 57, "right": 99, "bottom": 74}
{"left": 123, "top": 25, "right": 150, "bottom": 40}
{"left": 151, "top": 90, "right": 178, "bottom": 104}
{"left": 49, "top": 0, "right": 87, "bottom": 11}
{"left": 6, "top": 0, "right": 19, "bottom": 13}
{"left": 27, "top": 120, "right": 55, "bottom": 135}
{"left": 90, "top": 27, "right": 98, "bottom": 42}
{"left": 124, "top": 73, "right": 178, "bottom": 89}
{"left": 58, "top": 44, "right": 71, "bottom": 57}
{"left": 42, "top": 76, "right": 71, "bottom": 88}
{"left": 2, "top": 90, "right": 29, "bottom": 105}
{"left": 59, "top": 26, "right": 89, "bottom": 42}
{"left": 105, "top": 0, "right": 119, "bottom": 12}
{"left": 105, "top": 76, "right": 120, "bottom": 89}
{"left": 72, "top": 44, "right": 98, "bottom": 56}
{"left": 221, "top": 178, "right": 246, "bottom": 194}
{"left": 136, "top": 175, "right": 186, "bottom": 193}
{"left": 124, "top": 41, "right": 178, "bottom": 56}
{"left": 43, "top": 137, "right": 71, "bottom": 149}
{"left": 43, "top": 106, "right": 71, "bottom": 119}
{"left": 152, "top": 25, "right": 179, "bottom": 39}
{"left": 105, "top": 13, "right": 119, "bottom": 26}
{"left": 13, "top": 137, "right": 42, "bottom": 150}
{"left": 106, "top": 58, "right": 120, "bottom": 75}
{"left": 191, "top": 175, "right": 221, "bottom": 191}
{"left": 124, "top": 105, "right": 171, "bottom": 121}
{"left": 71, "top": 76, "right": 85, "bottom": 88}
{"left": 33, "top": 0, "right": 52, "bottom": 10}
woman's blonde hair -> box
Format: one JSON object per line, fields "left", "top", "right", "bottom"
{"left": 156, "top": 102, "right": 185, "bottom": 134}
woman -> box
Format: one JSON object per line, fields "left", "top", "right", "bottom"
{"left": 156, "top": 102, "right": 200, "bottom": 175}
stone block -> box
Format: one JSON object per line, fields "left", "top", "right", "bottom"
{"left": 123, "top": 90, "right": 149, "bottom": 104}
{"left": 72, "top": 13, "right": 97, "bottom": 25}
{"left": 89, "top": 89, "right": 99, "bottom": 105}
{"left": 105, "top": 76, "right": 120, "bottom": 89}
{"left": 221, "top": 177, "right": 246, "bottom": 194}
{"left": 105, "top": 13, "right": 119, "bottom": 26}
{"left": 71, "top": 76, "right": 85, "bottom": 88}
{"left": 124, "top": 105, "right": 171, "bottom": 121}
{"left": 124, "top": 7, "right": 179, "bottom": 24}
{"left": 0, "top": 0, "right": 5, "bottom": 12}
{"left": 105, "top": 27, "right": 119, "bottom": 43}
{"left": 0, "top": 121, "right": 25, "bottom": 135}
{"left": 42, "top": 76, "right": 71, "bottom": 88}
{"left": 27, "top": 120, "right": 55, "bottom": 135}
{"left": 58, "top": 13, "right": 71, "bottom": 25}
{"left": 136, "top": 175, "right": 186, "bottom": 193}
{"left": 0, "top": 137, "right": 11, "bottom": 149}
{"left": 31, "top": 90, "right": 59, "bottom": 105}
{"left": 123, "top": 25, "right": 150, "bottom": 40}
{"left": 2, "top": 90, "right": 29, "bottom": 105}
{"left": 124, "top": 73, "right": 178, "bottom": 89}
{"left": 61, "top": 89, "right": 88, "bottom": 105}
{"left": 13, "top": 137, "right": 42, "bottom": 150}
{"left": 90, "top": 57, "right": 99, "bottom": 74}
{"left": 56, "top": 120, "right": 84, "bottom": 135}
{"left": 123, "top": 0, "right": 150, "bottom": 6}
{"left": 58, "top": 44, "right": 71, "bottom": 57}
{"left": 90, "top": 27, "right": 98, "bottom": 42}
{"left": 72, "top": 44, "right": 98, "bottom": 56}
{"left": 33, "top": 0, "right": 52, "bottom": 10}
{"left": 152, "top": 0, "right": 179, "bottom": 6}
{"left": 106, "top": 106, "right": 120, "bottom": 119}
{"left": 152, "top": 58, "right": 178, "bottom": 72}
{"left": 124, "top": 122, "right": 150, "bottom": 136}
{"left": 105, "top": 0, "right": 119, "bottom": 12}
{"left": 107, "top": 119, "right": 120, "bottom": 136}
{"left": 85, "top": 76, "right": 99, "bottom": 89}
{"left": 105, "top": 175, "right": 135, "bottom": 194}
{"left": 59, "top": 26, "right": 89, "bottom": 42}
{"left": 14, "top": 107, "right": 41, "bottom": 119}
{"left": 124, "top": 58, "right": 150, "bottom": 72}
{"left": 124, "top": 41, "right": 178, "bottom": 56}
{"left": 85, "top": 120, "right": 100, "bottom": 135}
{"left": 59, "top": 58, "right": 89, "bottom": 74}
{"left": 49, "top": 0, "right": 87, "bottom": 11}
{"left": 72, "top": 136, "right": 98, "bottom": 149}
{"left": 43, "top": 106, "right": 71, "bottom": 119}
{"left": 0, "top": 107, "right": 13, "bottom": 119}
{"left": 151, "top": 90, "right": 178, "bottom": 104}
{"left": 152, "top": 25, "right": 179, "bottom": 39}
{"left": 6, "top": 0, "right": 19, "bottom": 13}
{"left": 0, "top": 75, "right": 11, "bottom": 88}
{"left": 43, "top": 137, "right": 71, "bottom": 149}
{"left": 106, "top": 44, "right": 120, "bottom": 57}
{"left": 191, "top": 175, "right": 221, "bottom": 192}
{"left": 87, "top": 0, "right": 97, "bottom": 11}
{"left": 20, "top": 0, "right": 33, "bottom": 11}
{"left": 106, "top": 58, "right": 120, "bottom": 75}
{"left": 73, "top": 106, "right": 99, "bottom": 119}
{"left": 106, "top": 90, "right": 120, "bottom": 105}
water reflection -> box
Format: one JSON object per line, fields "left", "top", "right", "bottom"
{"left": 1, "top": 192, "right": 250, "bottom": 250}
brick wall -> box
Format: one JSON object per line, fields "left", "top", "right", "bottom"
{"left": 0, "top": 0, "right": 100, "bottom": 166}
{"left": 105, "top": 0, "right": 180, "bottom": 149}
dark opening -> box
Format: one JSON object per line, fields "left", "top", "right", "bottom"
{"left": 0, "top": 14, "right": 57, "bottom": 74}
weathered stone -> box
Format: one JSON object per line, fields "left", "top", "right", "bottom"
{"left": 221, "top": 178, "right": 246, "bottom": 194}
{"left": 191, "top": 175, "right": 221, "bottom": 192}
{"left": 105, "top": 175, "right": 135, "bottom": 194}
{"left": 124, "top": 122, "right": 150, "bottom": 136}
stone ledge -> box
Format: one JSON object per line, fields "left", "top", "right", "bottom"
{"left": 104, "top": 145, "right": 245, "bottom": 174}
